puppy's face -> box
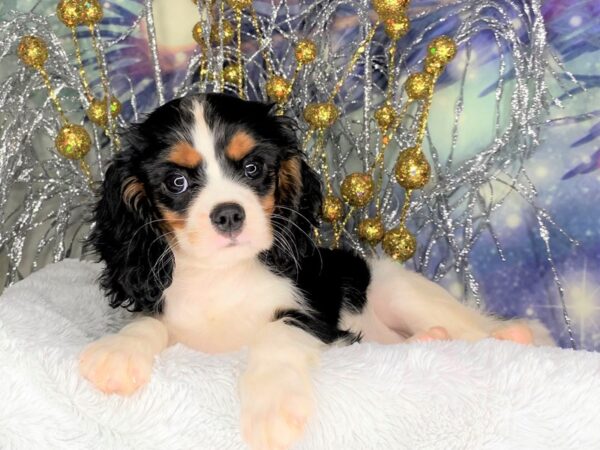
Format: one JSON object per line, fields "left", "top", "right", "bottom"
{"left": 153, "top": 103, "right": 274, "bottom": 267}
{"left": 116, "top": 94, "right": 316, "bottom": 270}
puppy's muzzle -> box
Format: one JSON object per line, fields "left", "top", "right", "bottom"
{"left": 210, "top": 202, "right": 245, "bottom": 237}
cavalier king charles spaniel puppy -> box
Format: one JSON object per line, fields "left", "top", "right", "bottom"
{"left": 80, "top": 93, "right": 554, "bottom": 450}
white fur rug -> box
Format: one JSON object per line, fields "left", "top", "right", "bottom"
{"left": 1, "top": 259, "right": 600, "bottom": 449}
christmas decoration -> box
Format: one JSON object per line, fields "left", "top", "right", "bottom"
{"left": 1, "top": 0, "right": 592, "bottom": 350}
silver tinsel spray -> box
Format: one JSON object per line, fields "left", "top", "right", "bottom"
{"left": 0, "top": 0, "right": 576, "bottom": 348}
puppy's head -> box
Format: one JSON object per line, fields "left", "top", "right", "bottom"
{"left": 91, "top": 93, "right": 321, "bottom": 312}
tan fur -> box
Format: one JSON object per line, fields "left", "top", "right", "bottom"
{"left": 159, "top": 207, "right": 186, "bottom": 231}
{"left": 168, "top": 141, "right": 202, "bottom": 168}
{"left": 260, "top": 187, "right": 276, "bottom": 215}
{"left": 122, "top": 176, "right": 145, "bottom": 210}
{"left": 225, "top": 131, "right": 256, "bottom": 161}
{"left": 277, "top": 157, "right": 301, "bottom": 205}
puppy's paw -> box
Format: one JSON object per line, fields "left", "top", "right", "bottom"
{"left": 408, "top": 326, "right": 449, "bottom": 342}
{"left": 492, "top": 322, "right": 534, "bottom": 345}
{"left": 240, "top": 364, "right": 314, "bottom": 450}
{"left": 79, "top": 334, "right": 154, "bottom": 395}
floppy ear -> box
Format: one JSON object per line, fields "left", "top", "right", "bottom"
{"left": 297, "top": 158, "right": 323, "bottom": 230}
{"left": 88, "top": 155, "right": 172, "bottom": 313}
{"left": 271, "top": 150, "right": 323, "bottom": 270}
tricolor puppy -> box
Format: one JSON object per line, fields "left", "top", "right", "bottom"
{"left": 81, "top": 93, "right": 553, "bottom": 450}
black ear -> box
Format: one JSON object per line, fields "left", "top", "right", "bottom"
{"left": 88, "top": 154, "right": 172, "bottom": 313}
{"left": 298, "top": 158, "right": 323, "bottom": 230}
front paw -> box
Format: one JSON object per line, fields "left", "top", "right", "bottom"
{"left": 240, "top": 364, "right": 314, "bottom": 450}
{"left": 79, "top": 334, "right": 154, "bottom": 395}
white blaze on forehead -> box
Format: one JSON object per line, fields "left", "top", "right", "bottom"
{"left": 190, "top": 100, "right": 223, "bottom": 181}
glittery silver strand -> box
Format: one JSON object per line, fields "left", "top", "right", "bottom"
{"left": 143, "top": 0, "right": 165, "bottom": 106}
{"left": 0, "top": 0, "right": 579, "bottom": 346}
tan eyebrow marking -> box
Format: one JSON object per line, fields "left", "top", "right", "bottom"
{"left": 225, "top": 131, "right": 256, "bottom": 161}
{"left": 167, "top": 142, "right": 202, "bottom": 168}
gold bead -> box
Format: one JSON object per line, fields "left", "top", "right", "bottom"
{"left": 87, "top": 96, "right": 120, "bottom": 127}
{"left": 295, "top": 39, "right": 317, "bottom": 65}
{"left": 358, "top": 217, "right": 385, "bottom": 245}
{"left": 321, "top": 195, "right": 344, "bottom": 223}
{"left": 110, "top": 96, "right": 122, "bottom": 117}
{"left": 427, "top": 36, "right": 457, "bottom": 64}
{"left": 303, "top": 102, "right": 338, "bottom": 129}
{"left": 192, "top": 22, "right": 204, "bottom": 46}
{"left": 382, "top": 226, "right": 416, "bottom": 261}
{"left": 222, "top": 65, "right": 241, "bottom": 83}
{"left": 383, "top": 15, "right": 409, "bottom": 40}
{"left": 341, "top": 173, "right": 374, "bottom": 208}
{"left": 79, "top": 0, "right": 103, "bottom": 25}
{"left": 210, "top": 21, "right": 235, "bottom": 45}
{"left": 374, "top": 103, "right": 396, "bottom": 131}
{"left": 55, "top": 124, "right": 92, "bottom": 160}
{"left": 266, "top": 76, "right": 291, "bottom": 103}
{"left": 373, "top": 0, "right": 410, "bottom": 20}
{"left": 405, "top": 72, "right": 434, "bottom": 100}
{"left": 17, "top": 35, "right": 48, "bottom": 69}
{"left": 424, "top": 55, "right": 445, "bottom": 76}
{"left": 395, "top": 146, "right": 430, "bottom": 189}
{"left": 57, "top": 0, "right": 82, "bottom": 28}
{"left": 225, "top": 0, "right": 252, "bottom": 11}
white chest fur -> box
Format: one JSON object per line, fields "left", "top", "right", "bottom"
{"left": 162, "top": 257, "right": 299, "bottom": 353}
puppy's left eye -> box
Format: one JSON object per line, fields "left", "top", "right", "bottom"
{"left": 244, "top": 161, "right": 262, "bottom": 179}
{"left": 165, "top": 173, "right": 189, "bottom": 194}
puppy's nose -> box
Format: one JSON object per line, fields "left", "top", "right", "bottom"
{"left": 210, "top": 202, "right": 245, "bottom": 235}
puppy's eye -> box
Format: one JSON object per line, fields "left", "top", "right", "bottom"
{"left": 244, "top": 161, "right": 262, "bottom": 179}
{"left": 164, "top": 173, "right": 189, "bottom": 194}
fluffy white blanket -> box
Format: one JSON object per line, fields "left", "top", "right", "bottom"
{"left": 1, "top": 259, "right": 599, "bottom": 449}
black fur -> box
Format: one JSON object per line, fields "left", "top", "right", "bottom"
{"left": 90, "top": 92, "right": 371, "bottom": 343}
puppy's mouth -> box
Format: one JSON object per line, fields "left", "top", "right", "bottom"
{"left": 223, "top": 235, "right": 249, "bottom": 248}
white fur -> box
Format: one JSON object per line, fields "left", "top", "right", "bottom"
{"left": 2, "top": 259, "right": 599, "bottom": 450}
{"left": 162, "top": 254, "right": 301, "bottom": 353}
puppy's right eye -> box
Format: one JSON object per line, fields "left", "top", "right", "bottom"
{"left": 164, "top": 173, "right": 189, "bottom": 194}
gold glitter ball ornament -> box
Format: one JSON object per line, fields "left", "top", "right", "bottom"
{"left": 383, "top": 15, "right": 409, "bottom": 40}
{"left": 424, "top": 55, "right": 445, "bottom": 76}
{"left": 266, "top": 76, "right": 291, "bottom": 103}
{"left": 373, "top": 0, "right": 410, "bottom": 20}
{"left": 358, "top": 217, "right": 385, "bottom": 245}
{"left": 395, "top": 146, "right": 430, "bottom": 189}
{"left": 192, "top": 22, "right": 204, "bottom": 45}
{"left": 295, "top": 39, "right": 318, "bottom": 65}
{"left": 55, "top": 124, "right": 92, "bottom": 160}
{"left": 86, "top": 97, "right": 121, "bottom": 127}
{"left": 17, "top": 36, "right": 48, "bottom": 69}
{"left": 210, "top": 21, "right": 235, "bottom": 45}
{"left": 405, "top": 72, "right": 434, "bottom": 100}
{"left": 304, "top": 103, "right": 339, "bottom": 129}
{"left": 341, "top": 173, "right": 375, "bottom": 208}
{"left": 222, "top": 65, "right": 241, "bottom": 84}
{"left": 321, "top": 195, "right": 344, "bottom": 223}
{"left": 79, "top": 0, "right": 103, "bottom": 25}
{"left": 225, "top": 0, "right": 252, "bottom": 11}
{"left": 382, "top": 226, "right": 416, "bottom": 261}
{"left": 374, "top": 103, "right": 397, "bottom": 131}
{"left": 57, "top": 0, "right": 82, "bottom": 28}
{"left": 427, "top": 35, "right": 457, "bottom": 64}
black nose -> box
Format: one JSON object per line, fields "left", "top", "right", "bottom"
{"left": 210, "top": 202, "right": 245, "bottom": 235}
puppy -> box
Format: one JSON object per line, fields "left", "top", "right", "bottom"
{"left": 80, "top": 93, "right": 553, "bottom": 450}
